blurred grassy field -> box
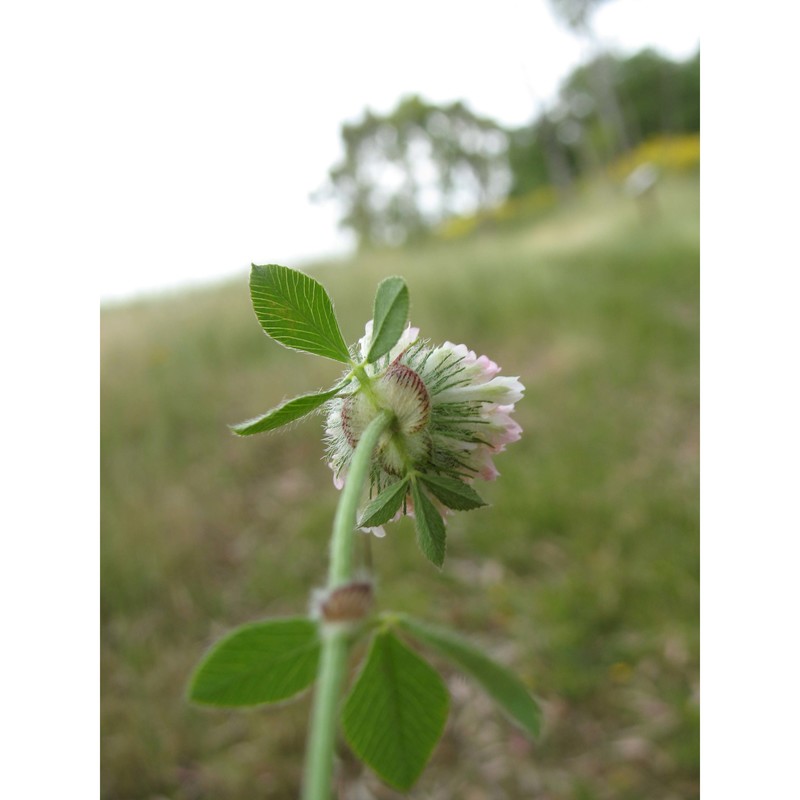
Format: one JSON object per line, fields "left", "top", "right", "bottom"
{"left": 101, "top": 175, "right": 699, "bottom": 799}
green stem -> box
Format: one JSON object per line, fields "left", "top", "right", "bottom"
{"left": 302, "top": 628, "right": 348, "bottom": 800}
{"left": 328, "top": 408, "right": 392, "bottom": 585}
{"left": 302, "top": 409, "right": 393, "bottom": 800}
{"left": 351, "top": 362, "right": 381, "bottom": 408}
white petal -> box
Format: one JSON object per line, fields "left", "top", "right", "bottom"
{"left": 357, "top": 320, "right": 375, "bottom": 359}
{"left": 441, "top": 341, "right": 473, "bottom": 362}
{"left": 434, "top": 376, "right": 524, "bottom": 405}
{"left": 358, "top": 525, "right": 386, "bottom": 538}
{"left": 387, "top": 323, "right": 420, "bottom": 361}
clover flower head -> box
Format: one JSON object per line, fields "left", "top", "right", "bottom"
{"left": 233, "top": 265, "right": 525, "bottom": 567}
{"left": 325, "top": 320, "right": 524, "bottom": 540}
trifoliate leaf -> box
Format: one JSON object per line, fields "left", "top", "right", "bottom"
{"left": 231, "top": 384, "right": 345, "bottom": 436}
{"left": 357, "top": 479, "right": 410, "bottom": 528}
{"left": 366, "top": 276, "right": 410, "bottom": 363}
{"left": 411, "top": 480, "right": 446, "bottom": 568}
{"left": 397, "top": 616, "right": 542, "bottom": 738}
{"left": 342, "top": 630, "right": 449, "bottom": 791}
{"left": 419, "top": 474, "right": 487, "bottom": 511}
{"left": 250, "top": 264, "right": 350, "bottom": 363}
{"left": 188, "top": 618, "right": 319, "bottom": 706}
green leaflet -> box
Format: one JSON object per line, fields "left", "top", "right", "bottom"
{"left": 411, "top": 480, "right": 447, "bottom": 568}
{"left": 250, "top": 264, "right": 350, "bottom": 363}
{"left": 366, "top": 276, "right": 410, "bottom": 363}
{"left": 357, "top": 479, "right": 409, "bottom": 528}
{"left": 342, "top": 630, "right": 449, "bottom": 791}
{"left": 230, "top": 384, "right": 344, "bottom": 436}
{"left": 419, "top": 474, "right": 487, "bottom": 511}
{"left": 398, "top": 616, "right": 542, "bottom": 738}
{"left": 188, "top": 618, "right": 319, "bottom": 707}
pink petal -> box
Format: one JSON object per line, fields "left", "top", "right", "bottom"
{"left": 476, "top": 354, "right": 501, "bottom": 378}
{"left": 480, "top": 460, "right": 500, "bottom": 481}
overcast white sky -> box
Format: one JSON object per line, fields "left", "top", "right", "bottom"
{"left": 8, "top": 0, "right": 699, "bottom": 303}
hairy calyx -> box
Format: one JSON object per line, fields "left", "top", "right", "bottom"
{"left": 342, "top": 363, "right": 431, "bottom": 475}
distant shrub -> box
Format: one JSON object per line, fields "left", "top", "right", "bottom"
{"left": 610, "top": 134, "right": 700, "bottom": 181}
{"left": 437, "top": 186, "right": 559, "bottom": 241}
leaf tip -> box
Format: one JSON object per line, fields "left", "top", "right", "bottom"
{"left": 229, "top": 418, "right": 261, "bottom": 436}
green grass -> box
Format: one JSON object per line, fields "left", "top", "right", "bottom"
{"left": 101, "top": 175, "right": 699, "bottom": 799}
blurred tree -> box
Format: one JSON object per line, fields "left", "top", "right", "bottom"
{"left": 325, "top": 96, "right": 511, "bottom": 247}
{"left": 506, "top": 49, "right": 700, "bottom": 199}
{"left": 560, "top": 49, "right": 700, "bottom": 147}
{"left": 508, "top": 114, "right": 579, "bottom": 199}
{"left": 548, "top": 0, "right": 632, "bottom": 156}
{"left": 549, "top": 0, "right": 612, "bottom": 30}
{"left": 615, "top": 49, "right": 700, "bottom": 139}
{"left": 673, "top": 50, "right": 700, "bottom": 132}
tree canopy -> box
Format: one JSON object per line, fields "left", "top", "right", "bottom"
{"left": 326, "top": 96, "right": 510, "bottom": 247}
{"left": 548, "top": 0, "right": 614, "bottom": 32}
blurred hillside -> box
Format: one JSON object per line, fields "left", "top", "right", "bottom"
{"left": 102, "top": 172, "right": 699, "bottom": 799}
{"left": 321, "top": 48, "right": 699, "bottom": 248}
